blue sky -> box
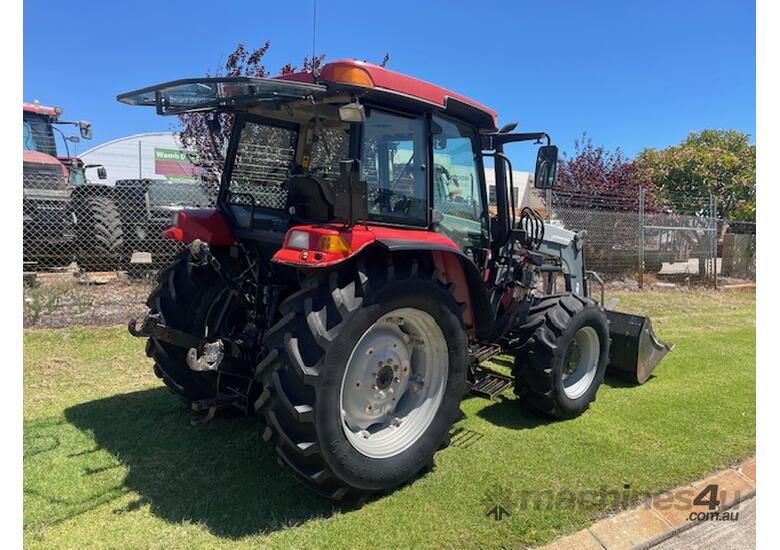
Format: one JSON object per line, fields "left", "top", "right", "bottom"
{"left": 23, "top": 0, "right": 755, "bottom": 171}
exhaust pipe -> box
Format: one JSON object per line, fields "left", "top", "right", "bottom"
{"left": 605, "top": 310, "right": 673, "bottom": 384}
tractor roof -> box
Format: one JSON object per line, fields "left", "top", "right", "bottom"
{"left": 23, "top": 102, "right": 60, "bottom": 118}
{"left": 280, "top": 60, "right": 498, "bottom": 131}
{"left": 117, "top": 59, "right": 498, "bottom": 131}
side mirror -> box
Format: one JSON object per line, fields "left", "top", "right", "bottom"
{"left": 534, "top": 145, "right": 558, "bottom": 189}
{"left": 79, "top": 121, "right": 93, "bottom": 140}
{"left": 84, "top": 164, "right": 107, "bottom": 180}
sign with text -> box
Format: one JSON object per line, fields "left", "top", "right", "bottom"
{"left": 154, "top": 148, "right": 204, "bottom": 181}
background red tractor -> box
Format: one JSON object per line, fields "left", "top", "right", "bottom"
{"left": 23, "top": 102, "right": 123, "bottom": 271}
{"left": 123, "top": 60, "right": 671, "bottom": 499}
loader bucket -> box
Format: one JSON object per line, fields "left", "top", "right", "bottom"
{"left": 605, "top": 310, "right": 673, "bottom": 384}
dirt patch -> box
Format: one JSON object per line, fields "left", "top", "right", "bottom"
{"left": 24, "top": 271, "right": 154, "bottom": 329}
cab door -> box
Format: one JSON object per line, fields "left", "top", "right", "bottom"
{"left": 430, "top": 114, "right": 489, "bottom": 252}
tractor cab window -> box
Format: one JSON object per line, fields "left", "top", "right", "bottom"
{"left": 307, "top": 124, "right": 350, "bottom": 186}
{"left": 227, "top": 119, "right": 298, "bottom": 210}
{"left": 431, "top": 114, "right": 488, "bottom": 251}
{"left": 360, "top": 110, "right": 427, "bottom": 226}
{"left": 23, "top": 112, "right": 57, "bottom": 157}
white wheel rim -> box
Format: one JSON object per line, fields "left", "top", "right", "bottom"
{"left": 562, "top": 326, "right": 600, "bottom": 399}
{"left": 339, "top": 307, "right": 448, "bottom": 458}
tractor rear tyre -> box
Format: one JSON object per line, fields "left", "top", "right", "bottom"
{"left": 255, "top": 255, "right": 469, "bottom": 500}
{"left": 512, "top": 294, "right": 609, "bottom": 419}
{"left": 75, "top": 195, "right": 125, "bottom": 272}
{"left": 145, "top": 250, "right": 251, "bottom": 405}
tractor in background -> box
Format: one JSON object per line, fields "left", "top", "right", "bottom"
{"left": 23, "top": 102, "right": 123, "bottom": 271}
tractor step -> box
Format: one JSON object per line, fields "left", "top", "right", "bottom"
{"left": 191, "top": 393, "right": 244, "bottom": 412}
{"left": 469, "top": 370, "right": 513, "bottom": 399}
{"left": 469, "top": 343, "right": 503, "bottom": 364}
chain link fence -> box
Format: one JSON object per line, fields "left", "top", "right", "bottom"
{"left": 548, "top": 187, "right": 756, "bottom": 288}
{"left": 23, "top": 173, "right": 220, "bottom": 276}
{"left": 22, "top": 148, "right": 756, "bottom": 328}
{"left": 22, "top": 173, "right": 756, "bottom": 286}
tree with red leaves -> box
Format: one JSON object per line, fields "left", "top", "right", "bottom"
{"left": 551, "top": 134, "right": 655, "bottom": 212}
{"left": 548, "top": 135, "right": 657, "bottom": 274}
{"left": 177, "top": 42, "right": 272, "bottom": 186}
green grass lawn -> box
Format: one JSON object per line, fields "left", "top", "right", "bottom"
{"left": 23, "top": 291, "right": 755, "bottom": 549}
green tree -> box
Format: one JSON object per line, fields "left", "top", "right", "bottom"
{"left": 635, "top": 130, "right": 756, "bottom": 221}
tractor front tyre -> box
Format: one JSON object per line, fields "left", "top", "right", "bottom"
{"left": 145, "top": 250, "right": 252, "bottom": 405}
{"left": 512, "top": 294, "right": 610, "bottom": 420}
{"left": 255, "top": 256, "right": 469, "bottom": 500}
{"left": 75, "top": 195, "right": 125, "bottom": 272}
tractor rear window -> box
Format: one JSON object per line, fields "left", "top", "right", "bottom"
{"left": 227, "top": 119, "right": 297, "bottom": 210}
{"left": 308, "top": 125, "right": 350, "bottom": 186}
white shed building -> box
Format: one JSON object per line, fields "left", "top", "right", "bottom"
{"left": 79, "top": 132, "right": 201, "bottom": 185}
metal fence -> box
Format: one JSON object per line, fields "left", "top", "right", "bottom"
{"left": 548, "top": 187, "right": 756, "bottom": 287}
{"left": 23, "top": 172, "right": 220, "bottom": 275}
{"left": 22, "top": 167, "right": 756, "bottom": 288}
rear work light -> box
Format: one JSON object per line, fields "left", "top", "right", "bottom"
{"left": 287, "top": 230, "right": 311, "bottom": 250}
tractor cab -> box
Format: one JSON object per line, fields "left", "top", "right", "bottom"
{"left": 118, "top": 60, "right": 551, "bottom": 268}
{"left": 23, "top": 102, "right": 104, "bottom": 188}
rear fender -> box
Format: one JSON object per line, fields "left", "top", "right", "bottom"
{"left": 271, "top": 224, "right": 378, "bottom": 268}
{"left": 163, "top": 208, "right": 235, "bottom": 245}
{"left": 271, "top": 224, "right": 495, "bottom": 340}
{"left": 382, "top": 244, "right": 495, "bottom": 341}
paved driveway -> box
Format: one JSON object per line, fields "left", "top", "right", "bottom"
{"left": 652, "top": 497, "right": 755, "bottom": 549}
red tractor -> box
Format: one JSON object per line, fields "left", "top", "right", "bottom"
{"left": 23, "top": 102, "right": 123, "bottom": 270}
{"left": 123, "top": 60, "right": 671, "bottom": 499}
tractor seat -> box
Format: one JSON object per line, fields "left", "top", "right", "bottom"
{"left": 285, "top": 175, "right": 334, "bottom": 222}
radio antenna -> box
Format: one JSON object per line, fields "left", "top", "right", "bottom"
{"left": 311, "top": 0, "right": 317, "bottom": 70}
